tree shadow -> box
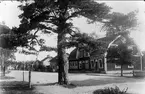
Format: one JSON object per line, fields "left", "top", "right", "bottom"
{"left": 34, "top": 82, "right": 77, "bottom": 89}
{"left": 0, "top": 81, "right": 34, "bottom": 90}
{"left": 62, "top": 83, "right": 77, "bottom": 89}
{"left": 0, "top": 81, "right": 45, "bottom": 94}
{"left": 0, "top": 76, "right": 15, "bottom": 80}
{"left": 71, "top": 76, "right": 143, "bottom": 87}
{"left": 33, "top": 82, "right": 58, "bottom": 86}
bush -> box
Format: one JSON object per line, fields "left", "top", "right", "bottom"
{"left": 93, "top": 86, "right": 128, "bottom": 94}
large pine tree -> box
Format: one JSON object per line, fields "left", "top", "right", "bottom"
{"left": 17, "top": 0, "right": 111, "bottom": 84}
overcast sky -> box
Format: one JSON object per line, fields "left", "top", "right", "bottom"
{"left": 0, "top": 1, "right": 145, "bottom": 61}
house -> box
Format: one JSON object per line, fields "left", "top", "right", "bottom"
{"left": 49, "top": 53, "right": 69, "bottom": 72}
{"left": 49, "top": 56, "right": 58, "bottom": 72}
{"left": 68, "top": 34, "right": 143, "bottom": 73}
{"left": 41, "top": 55, "right": 52, "bottom": 66}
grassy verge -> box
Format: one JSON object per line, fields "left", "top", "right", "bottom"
{"left": 0, "top": 81, "right": 43, "bottom": 94}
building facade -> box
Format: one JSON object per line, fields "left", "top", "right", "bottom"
{"left": 68, "top": 35, "right": 143, "bottom": 73}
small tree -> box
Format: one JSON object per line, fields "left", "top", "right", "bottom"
{"left": 0, "top": 24, "right": 17, "bottom": 76}
{"left": 102, "top": 11, "right": 138, "bottom": 76}
{"left": 107, "top": 42, "right": 133, "bottom": 76}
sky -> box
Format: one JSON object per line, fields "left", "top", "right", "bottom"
{"left": 0, "top": 1, "right": 145, "bottom": 61}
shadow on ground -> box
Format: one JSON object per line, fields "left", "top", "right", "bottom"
{"left": 71, "top": 75, "right": 145, "bottom": 87}
{"left": 0, "top": 76, "right": 15, "bottom": 80}
{"left": 33, "top": 74, "right": 144, "bottom": 89}
{"left": 0, "top": 81, "right": 43, "bottom": 94}
{"left": 34, "top": 82, "right": 77, "bottom": 89}
{"left": 0, "top": 81, "right": 33, "bottom": 90}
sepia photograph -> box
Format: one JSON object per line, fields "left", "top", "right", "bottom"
{"left": 0, "top": 0, "right": 145, "bottom": 94}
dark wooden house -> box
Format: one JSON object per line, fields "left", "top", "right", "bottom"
{"left": 68, "top": 34, "right": 143, "bottom": 73}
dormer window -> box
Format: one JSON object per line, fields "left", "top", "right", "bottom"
{"left": 84, "top": 50, "right": 88, "bottom": 57}
{"left": 79, "top": 49, "right": 84, "bottom": 58}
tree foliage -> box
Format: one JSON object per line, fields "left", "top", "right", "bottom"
{"left": 0, "top": 24, "right": 17, "bottom": 76}
{"left": 0, "top": 24, "right": 17, "bottom": 60}
{"left": 107, "top": 43, "right": 133, "bottom": 65}
{"left": 107, "top": 37, "right": 134, "bottom": 76}
{"left": 101, "top": 11, "right": 138, "bottom": 36}
{"left": 67, "top": 32, "right": 107, "bottom": 53}
{"left": 17, "top": 0, "right": 111, "bottom": 84}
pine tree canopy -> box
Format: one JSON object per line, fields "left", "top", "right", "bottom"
{"left": 16, "top": 0, "right": 111, "bottom": 51}
{"left": 102, "top": 11, "right": 138, "bottom": 36}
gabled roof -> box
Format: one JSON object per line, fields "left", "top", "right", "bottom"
{"left": 68, "top": 48, "right": 78, "bottom": 60}
{"left": 49, "top": 56, "right": 57, "bottom": 62}
{"left": 97, "top": 35, "right": 119, "bottom": 49}
{"left": 41, "top": 55, "right": 52, "bottom": 62}
{"left": 98, "top": 35, "right": 118, "bottom": 42}
{"left": 68, "top": 34, "right": 136, "bottom": 60}
{"left": 90, "top": 49, "right": 104, "bottom": 58}
{"left": 50, "top": 53, "right": 69, "bottom": 62}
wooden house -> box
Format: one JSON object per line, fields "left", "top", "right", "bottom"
{"left": 68, "top": 34, "right": 143, "bottom": 73}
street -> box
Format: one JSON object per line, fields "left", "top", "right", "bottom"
{"left": 1, "top": 70, "right": 145, "bottom": 94}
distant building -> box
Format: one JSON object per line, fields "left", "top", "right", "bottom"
{"left": 68, "top": 34, "right": 143, "bottom": 73}
{"left": 41, "top": 56, "right": 52, "bottom": 66}
{"left": 49, "top": 53, "right": 69, "bottom": 72}
{"left": 49, "top": 56, "right": 58, "bottom": 72}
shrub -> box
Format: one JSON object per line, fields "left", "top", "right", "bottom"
{"left": 93, "top": 86, "right": 128, "bottom": 94}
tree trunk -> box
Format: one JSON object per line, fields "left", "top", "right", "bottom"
{"left": 1, "top": 65, "right": 5, "bottom": 77}
{"left": 121, "top": 64, "right": 123, "bottom": 76}
{"left": 3, "top": 66, "right": 5, "bottom": 76}
{"left": 57, "top": 33, "right": 69, "bottom": 85}
{"left": 29, "top": 64, "right": 32, "bottom": 88}
{"left": 1, "top": 55, "right": 5, "bottom": 77}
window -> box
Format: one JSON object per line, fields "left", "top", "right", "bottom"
{"left": 79, "top": 61, "right": 82, "bottom": 69}
{"left": 91, "top": 60, "right": 96, "bottom": 69}
{"left": 128, "top": 65, "right": 134, "bottom": 68}
{"left": 72, "top": 62, "right": 74, "bottom": 66}
{"left": 86, "top": 60, "right": 89, "bottom": 63}
{"left": 99, "top": 59, "right": 103, "bottom": 68}
{"left": 76, "top": 61, "right": 78, "bottom": 69}
{"left": 91, "top": 60, "right": 94, "bottom": 69}
{"left": 85, "top": 60, "right": 89, "bottom": 69}
{"left": 72, "top": 61, "right": 77, "bottom": 69}
{"left": 79, "top": 50, "right": 84, "bottom": 58}
{"left": 84, "top": 51, "right": 89, "bottom": 57}
{"left": 115, "top": 64, "right": 121, "bottom": 68}
{"left": 75, "top": 61, "right": 78, "bottom": 66}
{"left": 69, "top": 62, "right": 73, "bottom": 69}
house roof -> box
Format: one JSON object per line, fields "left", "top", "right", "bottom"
{"left": 68, "top": 34, "right": 138, "bottom": 60}
{"left": 98, "top": 35, "right": 118, "bottom": 42}
{"left": 68, "top": 48, "right": 78, "bottom": 60}
{"left": 41, "top": 55, "right": 52, "bottom": 62}
{"left": 50, "top": 53, "right": 69, "bottom": 62}
{"left": 68, "top": 35, "right": 119, "bottom": 60}
{"left": 49, "top": 56, "right": 57, "bottom": 62}
{"left": 90, "top": 50, "right": 105, "bottom": 58}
